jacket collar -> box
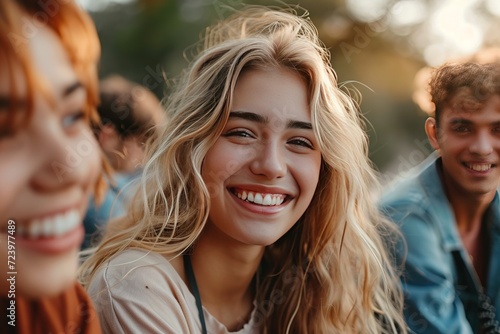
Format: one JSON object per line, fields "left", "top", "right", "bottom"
{"left": 417, "top": 155, "right": 500, "bottom": 251}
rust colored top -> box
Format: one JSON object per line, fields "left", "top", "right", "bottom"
{"left": 1, "top": 282, "right": 102, "bottom": 334}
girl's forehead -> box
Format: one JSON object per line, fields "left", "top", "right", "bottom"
{"left": 30, "top": 26, "right": 79, "bottom": 92}
{"left": 0, "top": 25, "right": 83, "bottom": 133}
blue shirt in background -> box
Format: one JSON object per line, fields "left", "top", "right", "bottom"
{"left": 380, "top": 155, "right": 500, "bottom": 334}
{"left": 82, "top": 170, "right": 141, "bottom": 250}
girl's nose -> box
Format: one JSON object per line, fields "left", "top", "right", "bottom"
{"left": 249, "top": 142, "right": 287, "bottom": 179}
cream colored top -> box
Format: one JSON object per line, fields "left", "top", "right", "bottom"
{"left": 88, "top": 249, "right": 260, "bottom": 334}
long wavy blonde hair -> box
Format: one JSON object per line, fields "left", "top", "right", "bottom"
{"left": 80, "top": 6, "right": 406, "bottom": 333}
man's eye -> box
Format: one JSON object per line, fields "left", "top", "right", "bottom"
{"left": 453, "top": 126, "right": 470, "bottom": 133}
{"left": 62, "top": 111, "right": 84, "bottom": 128}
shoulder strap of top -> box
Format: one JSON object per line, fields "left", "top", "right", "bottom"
{"left": 183, "top": 254, "right": 208, "bottom": 334}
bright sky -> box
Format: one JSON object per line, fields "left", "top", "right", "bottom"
{"left": 346, "top": 0, "right": 500, "bottom": 65}
{"left": 78, "top": 0, "right": 500, "bottom": 66}
{"left": 77, "top": 0, "right": 135, "bottom": 12}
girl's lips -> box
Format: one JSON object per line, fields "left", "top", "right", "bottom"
{"left": 1, "top": 209, "right": 82, "bottom": 236}
{"left": 15, "top": 224, "right": 84, "bottom": 255}
{"left": 231, "top": 188, "right": 287, "bottom": 206}
{"left": 22, "top": 209, "right": 81, "bottom": 238}
{"left": 229, "top": 189, "right": 289, "bottom": 215}
{"left": 1, "top": 208, "right": 85, "bottom": 254}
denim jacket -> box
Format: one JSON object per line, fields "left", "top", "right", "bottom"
{"left": 380, "top": 156, "right": 500, "bottom": 334}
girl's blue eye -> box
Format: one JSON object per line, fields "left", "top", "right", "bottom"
{"left": 62, "top": 111, "right": 84, "bottom": 128}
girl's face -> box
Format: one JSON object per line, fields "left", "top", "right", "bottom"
{"left": 202, "top": 67, "right": 322, "bottom": 247}
{"left": 0, "top": 23, "right": 101, "bottom": 298}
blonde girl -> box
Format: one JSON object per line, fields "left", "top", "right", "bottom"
{"left": 81, "top": 6, "right": 406, "bottom": 334}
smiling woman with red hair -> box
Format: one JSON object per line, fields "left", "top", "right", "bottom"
{"left": 0, "top": 0, "right": 103, "bottom": 333}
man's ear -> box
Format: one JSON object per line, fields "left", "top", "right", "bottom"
{"left": 425, "top": 117, "right": 440, "bottom": 151}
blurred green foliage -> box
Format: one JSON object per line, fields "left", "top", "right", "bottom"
{"left": 90, "top": 0, "right": 429, "bottom": 174}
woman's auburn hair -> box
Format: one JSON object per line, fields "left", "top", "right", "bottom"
{"left": 0, "top": 0, "right": 107, "bottom": 199}
{"left": 80, "top": 6, "right": 406, "bottom": 333}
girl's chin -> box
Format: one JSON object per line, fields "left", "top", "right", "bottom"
{"left": 17, "top": 274, "right": 77, "bottom": 299}
{"left": 12, "top": 249, "right": 79, "bottom": 299}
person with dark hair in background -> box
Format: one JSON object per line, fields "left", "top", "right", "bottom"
{"left": 381, "top": 62, "right": 500, "bottom": 333}
{"left": 0, "top": 0, "right": 103, "bottom": 332}
{"left": 82, "top": 75, "right": 164, "bottom": 249}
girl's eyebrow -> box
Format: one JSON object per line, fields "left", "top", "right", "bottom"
{"left": 62, "top": 81, "right": 84, "bottom": 98}
{"left": 229, "top": 111, "right": 313, "bottom": 130}
{"left": 230, "top": 111, "right": 267, "bottom": 123}
{"left": 287, "top": 119, "right": 312, "bottom": 130}
{"left": 0, "top": 81, "right": 82, "bottom": 111}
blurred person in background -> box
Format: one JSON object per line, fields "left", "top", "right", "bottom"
{"left": 381, "top": 61, "right": 500, "bottom": 333}
{"left": 82, "top": 75, "right": 164, "bottom": 249}
{"left": 80, "top": 5, "right": 407, "bottom": 334}
{"left": 0, "top": 0, "right": 103, "bottom": 333}
{"left": 413, "top": 47, "right": 500, "bottom": 116}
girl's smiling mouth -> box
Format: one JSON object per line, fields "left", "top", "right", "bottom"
{"left": 17, "top": 209, "right": 82, "bottom": 239}
{"left": 230, "top": 187, "right": 291, "bottom": 206}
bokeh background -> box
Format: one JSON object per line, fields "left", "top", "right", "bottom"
{"left": 76, "top": 0, "right": 500, "bottom": 180}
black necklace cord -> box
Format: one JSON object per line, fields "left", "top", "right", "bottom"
{"left": 184, "top": 254, "right": 208, "bottom": 334}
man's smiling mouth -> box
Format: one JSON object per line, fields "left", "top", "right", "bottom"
{"left": 464, "top": 163, "right": 494, "bottom": 172}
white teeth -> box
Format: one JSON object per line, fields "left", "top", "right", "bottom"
{"left": 21, "top": 209, "right": 81, "bottom": 239}
{"left": 41, "top": 217, "right": 53, "bottom": 237}
{"left": 467, "top": 163, "right": 492, "bottom": 172}
{"left": 263, "top": 194, "right": 272, "bottom": 205}
{"left": 54, "top": 215, "right": 65, "bottom": 236}
{"left": 234, "top": 190, "right": 286, "bottom": 206}
{"left": 254, "top": 193, "right": 263, "bottom": 205}
{"left": 29, "top": 221, "right": 42, "bottom": 239}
